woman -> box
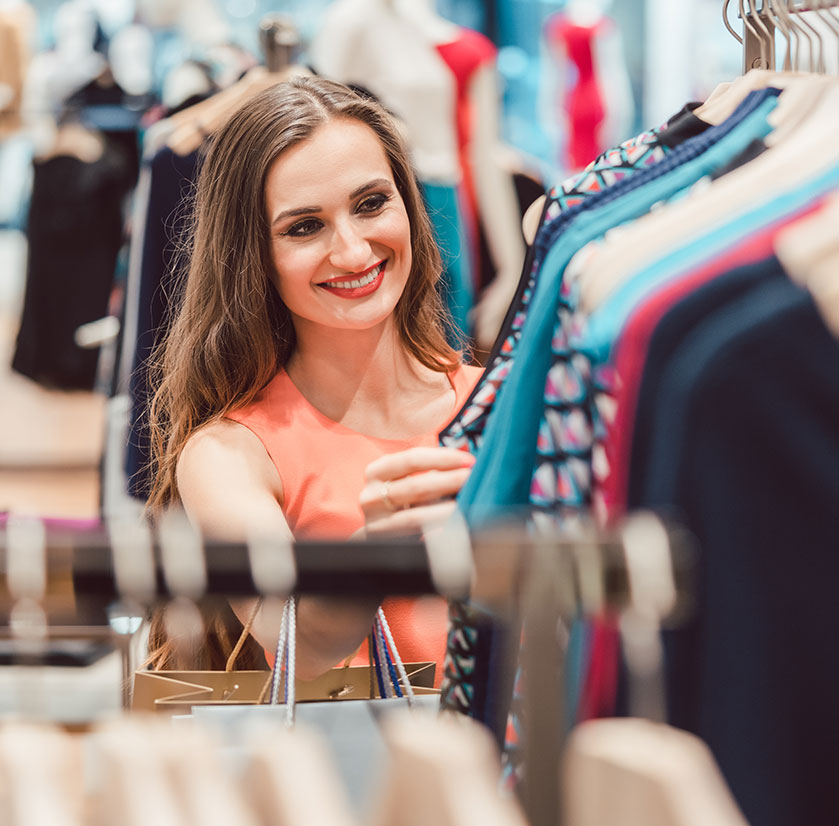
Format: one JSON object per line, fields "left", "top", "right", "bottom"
{"left": 146, "top": 76, "right": 482, "bottom": 680}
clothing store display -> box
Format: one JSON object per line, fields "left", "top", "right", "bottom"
{"left": 124, "top": 145, "right": 200, "bottom": 498}
{"left": 12, "top": 143, "right": 132, "bottom": 390}
{"left": 439, "top": 98, "right": 715, "bottom": 730}
{"left": 542, "top": 3, "right": 634, "bottom": 174}
{"left": 439, "top": 67, "right": 838, "bottom": 816}
{"left": 546, "top": 14, "right": 609, "bottom": 170}
{"left": 420, "top": 179, "right": 474, "bottom": 342}
{"left": 5, "top": 2, "right": 839, "bottom": 823}
{"left": 635, "top": 268, "right": 839, "bottom": 826}
{"left": 434, "top": 27, "right": 498, "bottom": 292}
{"left": 226, "top": 365, "right": 482, "bottom": 681}
{"left": 0, "top": 1, "right": 34, "bottom": 138}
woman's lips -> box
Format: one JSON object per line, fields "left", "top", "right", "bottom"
{"left": 317, "top": 260, "right": 386, "bottom": 299}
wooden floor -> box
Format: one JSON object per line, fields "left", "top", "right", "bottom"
{"left": 0, "top": 230, "right": 103, "bottom": 520}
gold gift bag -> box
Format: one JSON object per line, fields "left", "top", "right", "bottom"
{"left": 132, "top": 660, "right": 436, "bottom": 713}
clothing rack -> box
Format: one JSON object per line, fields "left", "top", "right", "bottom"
{"left": 724, "top": 0, "right": 839, "bottom": 73}
{"left": 0, "top": 514, "right": 692, "bottom": 723}
{"left": 0, "top": 513, "right": 692, "bottom": 610}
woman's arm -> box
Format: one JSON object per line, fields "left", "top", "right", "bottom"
{"left": 176, "top": 420, "right": 381, "bottom": 680}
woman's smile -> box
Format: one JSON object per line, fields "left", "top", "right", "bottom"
{"left": 316, "top": 259, "right": 387, "bottom": 298}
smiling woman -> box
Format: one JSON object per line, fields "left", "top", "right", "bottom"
{"left": 265, "top": 118, "right": 412, "bottom": 332}
{"left": 144, "top": 76, "right": 482, "bottom": 678}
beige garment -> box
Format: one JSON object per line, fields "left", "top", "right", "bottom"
{"left": 0, "top": 4, "right": 35, "bottom": 138}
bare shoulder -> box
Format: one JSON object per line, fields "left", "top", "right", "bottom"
{"left": 179, "top": 419, "right": 278, "bottom": 487}
{"left": 177, "top": 419, "right": 287, "bottom": 539}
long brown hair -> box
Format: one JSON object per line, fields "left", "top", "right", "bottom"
{"left": 147, "top": 75, "right": 460, "bottom": 514}
{"left": 144, "top": 77, "right": 460, "bottom": 670}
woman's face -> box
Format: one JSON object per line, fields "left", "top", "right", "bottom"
{"left": 265, "top": 117, "right": 412, "bottom": 337}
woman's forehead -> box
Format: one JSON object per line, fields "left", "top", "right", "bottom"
{"left": 266, "top": 119, "right": 394, "bottom": 203}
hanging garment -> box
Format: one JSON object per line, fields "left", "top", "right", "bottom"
{"left": 12, "top": 143, "right": 133, "bottom": 390}
{"left": 459, "top": 88, "right": 779, "bottom": 523}
{"left": 502, "top": 94, "right": 829, "bottom": 775}
{"left": 603, "top": 197, "right": 830, "bottom": 517}
{"left": 434, "top": 28, "right": 498, "bottom": 292}
{"left": 628, "top": 264, "right": 839, "bottom": 826}
{"left": 437, "top": 92, "right": 772, "bottom": 733}
{"left": 420, "top": 180, "right": 474, "bottom": 344}
{"left": 439, "top": 103, "right": 708, "bottom": 459}
{"left": 124, "top": 144, "right": 200, "bottom": 499}
{"left": 225, "top": 365, "right": 482, "bottom": 683}
{"left": 571, "top": 195, "right": 833, "bottom": 730}
{"left": 438, "top": 102, "right": 710, "bottom": 733}
{"left": 575, "top": 162, "right": 839, "bottom": 522}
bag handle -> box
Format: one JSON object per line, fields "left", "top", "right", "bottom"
{"left": 269, "top": 598, "right": 415, "bottom": 725}
{"left": 225, "top": 597, "right": 264, "bottom": 673}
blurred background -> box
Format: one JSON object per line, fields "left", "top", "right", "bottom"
{"left": 0, "top": 0, "right": 743, "bottom": 522}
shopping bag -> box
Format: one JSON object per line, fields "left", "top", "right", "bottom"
{"left": 132, "top": 660, "right": 436, "bottom": 712}
{"left": 135, "top": 591, "right": 437, "bottom": 713}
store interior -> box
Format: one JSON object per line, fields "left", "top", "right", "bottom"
{"left": 0, "top": 1, "right": 838, "bottom": 824}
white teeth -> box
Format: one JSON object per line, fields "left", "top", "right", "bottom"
{"left": 322, "top": 262, "right": 384, "bottom": 290}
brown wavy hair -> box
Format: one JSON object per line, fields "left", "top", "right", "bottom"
{"left": 144, "top": 76, "right": 460, "bottom": 669}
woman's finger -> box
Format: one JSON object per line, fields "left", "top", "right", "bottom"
{"left": 365, "top": 500, "right": 459, "bottom": 537}
{"left": 364, "top": 446, "right": 475, "bottom": 482}
{"left": 360, "top": 467, "right": 472, "bottom": 514}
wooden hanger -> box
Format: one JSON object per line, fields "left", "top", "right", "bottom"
{"left": 246, "top": 725, "right": 359, "bottom": 826}
{"left": 94, "top": 717, "right": 191, "bottom": 826}
{"left": 158, "top": 724, "right": 259, "bottom": 826}
{"left": 577, "top": 77, "right": 839, "bottom": 314}
{"left": 370, "top": 712, "right": 528, "bottom": 826}
{"left": 0, "top": 724, "right": 84, "bottom": 826}
{"left": 693, "top": 68, "right": 813, "bottom": 126}
{"left": 563, "top": 719, "right": 750, "bottom": 826}
{"left": 775, "top": 192, "right": 839, "bottom": 337}
{"left": 166, "top": 64, "right": 310, "bottom": 157}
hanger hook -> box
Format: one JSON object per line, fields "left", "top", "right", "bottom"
{"left": 814, "top": 0, "right": 839, "bottom": 70}
{"left": 775, "top": 0, "right": 803, "bottom": 70}
{"left": 807, "top": 0, "right": 833, "bottom": 74}
{"left": 739, "top": 0, "right": 767, "bottom": 67}
{"left": 766, "top": 0, "right": 792, "bottom": 71}
{"left": 748, "top": 0, "right": 775, "bottom": 66}
{"left": 789, "top": 0, "right": 820, "bottom": 72}
{"left": 723, "top": 0, "right": 744, "bottom": 44}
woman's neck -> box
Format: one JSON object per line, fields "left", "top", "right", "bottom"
{"left": 285, "top": 320, "right": 431, "bottom": 425}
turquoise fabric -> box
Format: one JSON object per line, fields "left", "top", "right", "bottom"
{"left": 578, "top": 164, "right": 839, "bottom": 363}
{"left": 457, "top": 90, "right": 781, "bottom": 523}
{"left": 420, "top": 180, "right": 474, "bottom": 342}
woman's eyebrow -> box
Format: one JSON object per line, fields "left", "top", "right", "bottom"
{"left": 350, "top": 178, "right": 392, "bottom": 199}
{"left": 271, "top": 179, "right": 393, "bottom": 227}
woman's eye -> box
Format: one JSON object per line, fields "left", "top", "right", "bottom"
{"left": 357, "top": 193, "right": 390, "bottom": 214}
{"left": 283, "top": 218, "right": 322, "bottom": 237}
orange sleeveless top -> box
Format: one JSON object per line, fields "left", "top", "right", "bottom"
{"left": 226, "top": 365, "right": 482, "bottom": 685}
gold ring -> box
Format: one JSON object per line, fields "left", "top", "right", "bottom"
{"left": 381, "top": 480, "right": 398, "bottom": 512}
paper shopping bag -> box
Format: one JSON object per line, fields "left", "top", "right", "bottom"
{"left": 132, "top": 661, "right": 436, "bottom": 712}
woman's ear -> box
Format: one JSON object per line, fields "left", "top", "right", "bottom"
{"left": 522, "top": 194, "right": 546, "bottom": 246}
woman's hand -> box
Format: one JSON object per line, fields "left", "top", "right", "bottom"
{"left": 360, "top": 446, "right": 476, "bottom": 535}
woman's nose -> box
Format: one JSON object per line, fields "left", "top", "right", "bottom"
{"left": 328, "top": 221, "right": 372, "bottom": 271}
